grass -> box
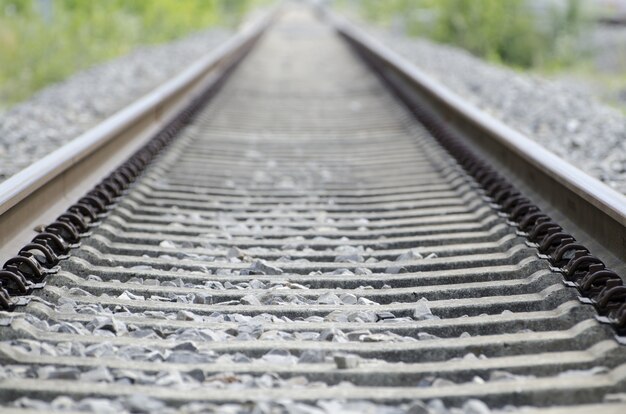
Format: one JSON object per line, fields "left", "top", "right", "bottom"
{"left": 339, "top": 0, "right": 587, "bottom": 70}
{"left": 339, "top": 1, "right": 626, "bottom": 115}
{"left": 0, "top": 0, "right": 261, "bottom": 109}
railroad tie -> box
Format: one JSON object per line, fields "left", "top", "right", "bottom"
{"left": 0, "top": 7, "right": 625, "bottom": 413}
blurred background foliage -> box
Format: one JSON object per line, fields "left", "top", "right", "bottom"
{"left": 337, "top": 0, "right": 586, "bottom": 69}
{"left": 2, "top": 0, "right": 623, "bottom": 111}
{"left": 0, "top": 0, "right": 259, "bottom": 107}
{"left": 336, "top": 0, "right": 626, "bottom": 112}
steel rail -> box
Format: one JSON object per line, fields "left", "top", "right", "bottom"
{"left": 326, "top": 10, "right": 626, "bottom": 267}
{"left": 0, "top": 7, "right": 278, "bottom": 261}
{"left": 0, "top": 6, "right": 624, "bottom": 411}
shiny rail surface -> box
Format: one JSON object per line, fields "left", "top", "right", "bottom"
{"left": 0, "top": 8, "right": 274, "bottom": 261}
{"left": 0, "top": 6, "right": 625, "bottom": 413}
{"left": 326, "top": 10, "right": 626, "bottom": 270}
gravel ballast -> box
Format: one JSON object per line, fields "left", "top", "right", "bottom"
{"left": 364, "top": 27, "right": 626, "bottom": 194}
{"left": 0, "top": 28, "right": 231, "bottom": 183}
{"left": 0, "top": 8, "right": 621, "bottom": 412}
{"left": 3, "top": 18, "right": 625, "bottom": 195}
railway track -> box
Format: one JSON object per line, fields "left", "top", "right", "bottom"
{"left": 0, "top": 5, "right": 625, "bottom": 413}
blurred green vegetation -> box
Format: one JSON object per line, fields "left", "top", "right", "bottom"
{"left": 0, "top": 0, "right": 261, "bottom": 108}
{"left": 339, "top": 0, "right": 586, "bottom": 69}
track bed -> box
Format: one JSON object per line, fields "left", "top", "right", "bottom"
{"left": 0, "top": 8, "right": 625, "bottom": 414}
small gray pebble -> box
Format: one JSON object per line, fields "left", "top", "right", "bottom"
{"left": 462, "top": 399, "right": 491, "bottom": 414}
{"left": 334, "top": 354, "right": 360, "bottom": 369}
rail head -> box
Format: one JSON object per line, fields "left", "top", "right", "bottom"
{"left": 0, "top": 6, "right": 279, "bottom": 260}
{"left": 327, "top": 10, "right": 626, "bottom": 265}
